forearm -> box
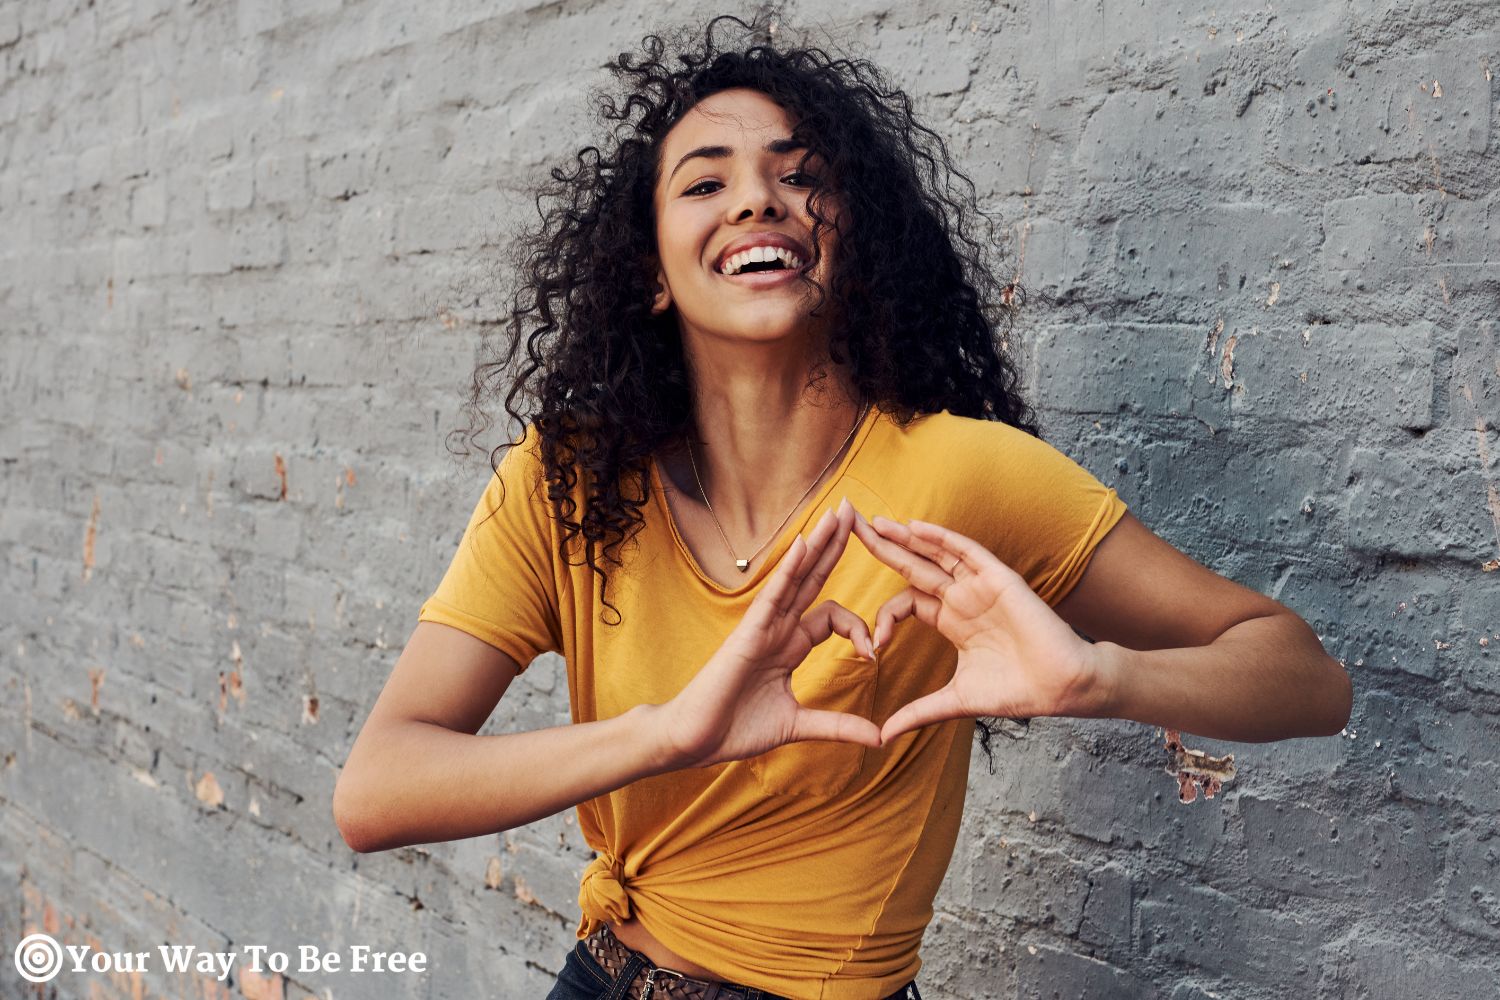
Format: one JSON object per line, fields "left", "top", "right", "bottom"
{"left": 334, "top": 703, "right": 677, "bottom": 853}
{"left": 1083, "top": 613, "right": 1353, "bottom": 743}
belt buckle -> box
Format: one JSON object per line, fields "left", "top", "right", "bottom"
{"left": 639, "top": 964, "right": 690, "bottom": 1000}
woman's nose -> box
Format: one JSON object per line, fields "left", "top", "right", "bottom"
{"left": 727, "top": 177, "right": 785, "bottom": 222}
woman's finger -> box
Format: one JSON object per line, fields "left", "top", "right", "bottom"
{"left": 751, "top": 532, "right": 808, "bottom": 619}
{"left": 787, "top": 507, "right": 836, "bottom": 577}
{"left": 872, "top": 586, "right": 942, "bottom": 650}
{"left": 879, "top": 685, "right": 968, "bottom": 744}
{"left": 871, "top": 515, "right": 957, "bottom": 574}
{"left": 799, "top": 599, "right": 877, "bottom": 660}
{"left": 743, "top": 504, "right": 852, "bottom": 641}
{"left": 790, "top": 500, "right": 855, "bottom": 612}
{"left": 850, "top": 509, "right": 952, "bottom": 596}
{"left": 906, "top": 518, "right": 1023, "bottom": 586}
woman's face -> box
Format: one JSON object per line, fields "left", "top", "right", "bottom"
{"left": 650, "top": 87, "right": 839, "bottom": 347}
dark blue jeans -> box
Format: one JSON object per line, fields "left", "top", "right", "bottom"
{"left": 544, "top": 939, "right": 923, "bottom": 1000}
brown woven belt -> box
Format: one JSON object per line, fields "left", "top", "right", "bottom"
{"left": 581, "top": 923, "right": 920, "bottom": 1000}
{"left": 583, "top": 923, "right": 778, "bottom": 1000}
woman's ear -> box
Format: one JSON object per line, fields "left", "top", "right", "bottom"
{"left": 649, "top": 263, "right": 672, "bottom": 315}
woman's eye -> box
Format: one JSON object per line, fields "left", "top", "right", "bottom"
{"left": 681, "top": 173, "right": 819, "bottom": 197}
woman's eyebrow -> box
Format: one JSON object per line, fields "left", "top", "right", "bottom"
{"left": 667, "top": 137, "right": 808, "bottom": 184}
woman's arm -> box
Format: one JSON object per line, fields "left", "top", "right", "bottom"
{"left": 1053, "top": 511, "right": 1352, "bottom": 742}
{"left": 849, "top": 509, "right": 1352, "bottom": 745}
{"left": 332, "top": 621, "right": 678, "bottom": 853}
{"left": 335, "top": 501, "right": 881, "bottom": 853}
{"left": 1082, "top": 613, "right": 1351, "bottom": 743}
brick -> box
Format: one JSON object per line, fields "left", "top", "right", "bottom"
{"left": 971, "top": 836, "right": 1090, "bottom": 931}
{"left": 1112, "top": 205, "right": 1302, "bottom": 303}
{"left": 1320, "top": 192, "right": 1500, "bottom": 295}
{"left": 1081, "top": 90, "right": 1250, "bottom": 192}
{"left": 919, "top": 910, "right": 1016, "bottom": 999}
{"left": 1278, "top": 41, "right": 1492, "bottom": 167}
{"left": 1227, "top": 322, "right": 1436, "bottom": 432}
{"left": 1035, "top": 324, "right": 1231, "bottom": 424}
{"left": 1300, "top": 562, "right": 1450, "bottom": 681}
{"left": 254, "top": 150, "right": 306, "bottom": 205}
{"left": 1441, "top": 826, "right": 1500, "bottom": 944}
{"left": 1241, "top": 794, "right": 1442, "bottom": 903}
{"left": 129, "top": 179, "right": 167, "bottom": 228}
{"left": 190, "top": 112, "right": 238, "bottom": 162}
{"left": 1016, "top": 945, "right": 1158, "bottom": 1000}
{"left": 1020, "top": 217, "right": 1097, "bottom": 302}
{"left": 229, "top": 213, "right": 288, "bottom": 269}
{"left": 1345, "top": 436, "right": 1498, "bottom": 561}
{"left": 188, "top": 223, "right": 233, "bottom": 275}
{"left": 335, "top": 196, "right": 397, "bottom": 259}
{"left": 1078, "top": 864, "right": 1133, "bottom": 948}
{"left": 1320, "top": 936, "right": 1499, "bottom": 999}
{"left": 1140, "top": 885, "right": 1316, "bottom": 986}
{"left": 206, "top": 161, "right": 254, "bottom": 212}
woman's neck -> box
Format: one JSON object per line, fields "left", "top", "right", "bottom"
{"left": 662, "top": 367, "right": 866, "bottom": 545}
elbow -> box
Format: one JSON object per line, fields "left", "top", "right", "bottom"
{"left": 332, "top": 770, "right": 383, "bottom": 854}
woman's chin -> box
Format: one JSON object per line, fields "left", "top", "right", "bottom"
{"left": 702, "top": 314, "right": 826, "bottom": 343}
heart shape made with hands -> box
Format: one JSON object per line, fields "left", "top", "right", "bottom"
{"left": 663, "top": 495, "right": 1105, "bottom": 771}
{"left": 842, "top": 501, "right": 1103, "bottom": 745}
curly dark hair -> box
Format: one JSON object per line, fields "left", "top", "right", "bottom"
{"left": 449, "top": 11, "right": 1040, "bottom": 765}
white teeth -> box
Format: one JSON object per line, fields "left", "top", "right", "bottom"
{"left": 720, "top": 245, "right": 805, "bottom": 275}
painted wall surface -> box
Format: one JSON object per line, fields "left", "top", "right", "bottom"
{"left": 1, "top": 1, "right": 1496, "bottom": 997}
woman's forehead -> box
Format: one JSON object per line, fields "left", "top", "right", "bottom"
{"left": 661, "top": 89, "right": 798, "bottom": 158}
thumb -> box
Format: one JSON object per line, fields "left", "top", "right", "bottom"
{"left": 879, "top": 686, "right": 966, "bottom": 744}
{"left": 790, "top": 708, "right": 884, "bottom": 749}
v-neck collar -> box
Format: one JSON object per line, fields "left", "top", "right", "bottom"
{"left": 647, "top": 403, "right": 885, "bottom": 598}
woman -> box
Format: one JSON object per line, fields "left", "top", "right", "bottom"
{"left": 333, "top": 15, "right": 1353, "bottom": 1000}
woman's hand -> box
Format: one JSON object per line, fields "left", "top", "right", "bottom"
{"left": 655, "top": 498, "right": 884, "bottom": 771}
{"left": 851, "top": 510, "right": 1108, "bottom": 744}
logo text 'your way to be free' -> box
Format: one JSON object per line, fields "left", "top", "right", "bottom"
{"left": 13, "top": 934, "right": 427, "bottom": 985}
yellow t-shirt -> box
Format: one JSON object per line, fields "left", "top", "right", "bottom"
{"left": 418, "top": 404, "right": 1127, "bottom": 1000}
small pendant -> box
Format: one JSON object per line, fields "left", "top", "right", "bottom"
{"left": 735, "top": 558, "right": 750, "bottom": 572}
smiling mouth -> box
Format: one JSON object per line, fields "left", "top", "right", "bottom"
{"left": 715, "top": 260, "right": 812, "bottom": 287}
{"left": 715, "top": 243, "right": 810, "bottom": 277}
{"left": 717, "top": 263, "right": 806, "bottom": 286}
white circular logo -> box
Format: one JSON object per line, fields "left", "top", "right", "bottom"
{"left": 14, "top": 933, "right": 64, "bottom": 983}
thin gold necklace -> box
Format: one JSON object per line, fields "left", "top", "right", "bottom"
{"left": 686, "top": 401, "right": 871, "bottom": 573}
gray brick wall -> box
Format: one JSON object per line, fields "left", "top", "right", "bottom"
{"left": 1, "top": 1, "right": 1495, "bottom": 998}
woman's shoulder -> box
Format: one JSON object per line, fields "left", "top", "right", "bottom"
{"left": 881, "top": 407, "right": 1040, "bottom": 462}
{"left": 872, "top": 408, "right": 1105, "bottom": 505}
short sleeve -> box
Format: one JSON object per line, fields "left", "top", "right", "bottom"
{"left": 418, "top": 427, "right": 563, "bottom": 671}
{"left": 973, "top": 426, "right": 1129, "bottom": 608}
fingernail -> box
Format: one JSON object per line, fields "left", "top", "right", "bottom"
{"left": 838, "top": 495, "right": 850, "bottom": 513}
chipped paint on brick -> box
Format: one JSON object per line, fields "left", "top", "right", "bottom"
{"left": 82, "top": 494, "right": 100, "bottom": 581}
{"left": 1220, "top": 334, "right": 1238, "bottom": 389}
{"left": 193, "top": 771, "right": 225, "bottom": 808}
